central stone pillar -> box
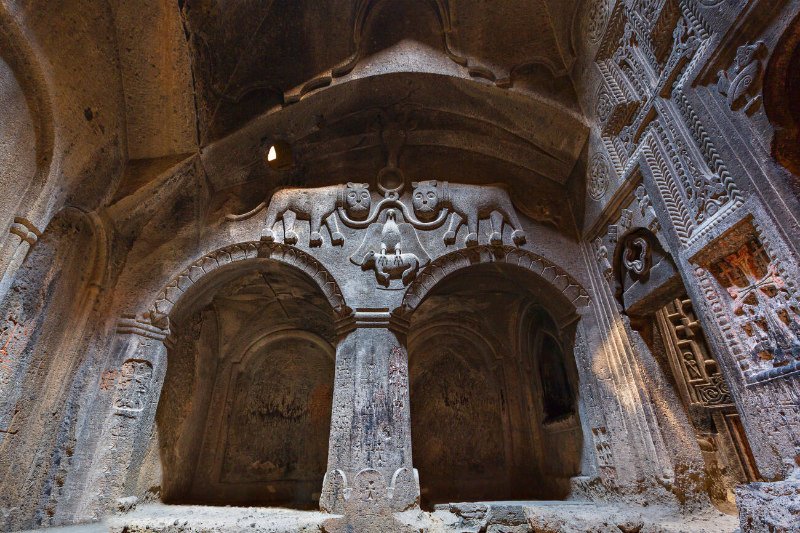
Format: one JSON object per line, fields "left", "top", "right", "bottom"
{"left": 320, "top": 310, "right": 419, "bottom": 514}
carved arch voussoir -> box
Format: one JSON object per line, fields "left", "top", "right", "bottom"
{"left": 149, "top": 242, "right": 348, "bottom": 328}
{"left": 399, "top": 245, "right": 590, "bottom": 313}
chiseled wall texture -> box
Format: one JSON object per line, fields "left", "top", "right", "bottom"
{"left": 0, "top": 0, "right": 798, "bottom": 531}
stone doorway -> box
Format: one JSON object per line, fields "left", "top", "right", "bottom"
{"left": 156, "top": 262, "right": 337, "bottom": 509}
{"left": 407, "top": 264, "right": 583, "bottom": 509}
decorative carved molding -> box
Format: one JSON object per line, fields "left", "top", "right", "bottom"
{"left": 716, "top": 41, "right": 766, "bottom": 113}
{"left": 8, "top": 217, "right": 42, "bottom": 246}
{"left": 596, "top": 61, "right": 642, "bottom": 137}
{"left": 673, "top": 91, "right": 744, "bottom": 242}
{"left": 399, "top": 245, "right": 589, "bottom": 313}
{"left": 656, "top": 296, "right": 733, "bottom": 408}
{"left": 116, "top": 314, "right": 168, "bottom": 341}
{"left": 643, "top": 134, "right": 694, "bottom": 241}
{"left": 149, "top": 242, "right": 348, "bottom": 327}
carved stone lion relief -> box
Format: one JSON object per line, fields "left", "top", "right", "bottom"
{"left": 410, "top": 181, "right": 526, "bottom": 247}
{"left": 226, "top": 176, "right": 530, "bottom": 287}
{"left": 226, "top": 182, "right": 371, "bottom": 247}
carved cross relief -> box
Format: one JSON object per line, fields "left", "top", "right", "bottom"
{"left": 706, "top": 234, "right": 800, "bottom": 371}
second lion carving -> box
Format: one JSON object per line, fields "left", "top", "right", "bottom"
{"left": 411, "top": 180, "right": 526, "bottom": 246}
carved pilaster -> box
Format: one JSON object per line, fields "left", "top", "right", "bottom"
{"left": 80, "top": 315, "right": 168, "bottom": 515}
{"left": 321, "top": 320, "right": 418, "bottom": 515}
{"left": 0, "top": 217, "right": 43, "bottom": 305}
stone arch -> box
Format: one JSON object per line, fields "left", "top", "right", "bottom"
{"left": 403, "top": 252, "right": 586, "bottom": 507}
{"left": 149, "top": 241, "right": 349, "bottom": 329}
{"left": 764, "top": 12, "right": 800, "bottom": 176}
{"left": 398, "top": 245, "right": 589, "bottom": 316}
{"left": 0, "top": 4, "right": 54, "bottom": 172}
{"left": 154, "top": 248, "right": 341, "bottom": 508}
{"left": 408, "top": 322, "right": 510, "bottom": 506}
{"left": 0, "top": 4, "right": 54, "bottom": 249}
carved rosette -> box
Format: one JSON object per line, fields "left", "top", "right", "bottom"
{"left": 589, "top": 154, "right": 611, "bottom": 200}
{"left": 585, "top": 0, "right": 609, "bottom": 44}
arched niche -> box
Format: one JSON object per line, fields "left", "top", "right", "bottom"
{"left": 0, "top": 6, "right": 53, "bottom": 241}
{"left": 764, "top": 12, "right": 800, "bottom": 177}
{"left": 157, "top": 259, "right": 338, "bottom": 509}
{"left": 406, "top": 262, "right": 583, "bottom": 509}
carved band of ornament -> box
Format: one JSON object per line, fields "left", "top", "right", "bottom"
{"left": 116, "top": 315, "right": 168, "bottom": 341}
{"left": 643, "top": 135, "right": 694, "bottom": 242}
{"left": 675, "top": 91, "right": 742, "bottom": 208}
{"left": 354, "top": 308, "right": 392, "bottom": 328}
{"left": 674, "top": 1, "right": 708, "bottom": 42}
{"left": 399, "top": 245, "right": 589, "bottom": 313}
{"left": 694, "top": 266, "right": 748, "bottom": 370}
{"left": 595, "top": 0, "right": 628, "bottom": 61}
{"left": 9, "top": 217, "right": 42, "bottom": 246}
{"left": 647, "top": 109, "right": 742, "bottom": 248}
{"left": 149, "top": 242, "right": 348, "bottom": 328}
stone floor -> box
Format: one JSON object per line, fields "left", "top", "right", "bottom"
{"left": 24, "top": 501, "right": 739, "bottom": 532}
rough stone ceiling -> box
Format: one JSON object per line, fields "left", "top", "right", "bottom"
{"left": 111, "top": 0, "right": 589, "bottom": 230}
{"left": 169, "top": 0, "right": 588, "bottom": 219}
{"left": 180, "top": 0, "right": 582, "bottom": 141}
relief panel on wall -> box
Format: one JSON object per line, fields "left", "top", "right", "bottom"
{"left": 693, "top": 217, "right": 800, "bottom": 382}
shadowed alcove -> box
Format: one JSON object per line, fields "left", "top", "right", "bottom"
{"left": 156, "top": 260, "right": 336, "bottom": 509}
{"left": 407, "top": 263, "right": 583, "bottom": 509}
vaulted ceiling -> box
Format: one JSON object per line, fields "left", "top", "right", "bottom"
{"left": 107, "top": 0, "right": 590, "bottom": 233}
{"left": 180, "top": 0, "right": 583, "bottom": 141}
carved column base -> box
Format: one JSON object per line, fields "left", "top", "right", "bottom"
{"left": 320, "top": 467, "right": 420, "bottom": 514}
{"left": 321, "top": 468, "right": 420, "bottom": 532}
{"left": 735, "top": 478, "right": 800, "bottom": 532}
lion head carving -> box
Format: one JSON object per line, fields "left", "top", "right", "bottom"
{"left": 344, "top": 182, "right": 371, "bottom": 221}
{"left": 411, "top": 180, "right": 442, "bottom": 221}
